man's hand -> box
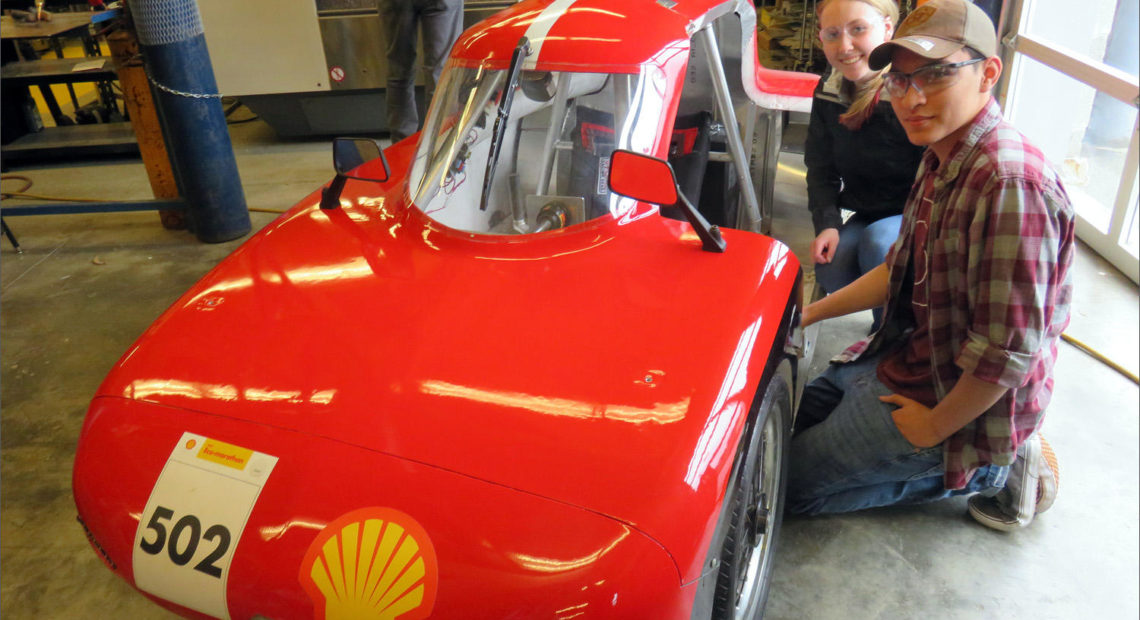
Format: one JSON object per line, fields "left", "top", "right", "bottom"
{"left": 801, "top": 263, "right": 890, "bottom": 327}
{"left": 811, "top": 228, "right": 840, "bottom": 264}
{"left": 880, "top": 393, "right": 943, "bottom": 448}
{"left": 802, "top": 302, "right": 819, "bottom": 327}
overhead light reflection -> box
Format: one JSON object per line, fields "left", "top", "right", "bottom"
{"left": 283, "top": 257, "right": 374, "bottom": 284}
{"left": 125, "top": 379, "right": 227, "bottom": 401}
{"left": 207, "top": 384, "right": 241, "bottom": 400}
{"left": 539, "top": 36, "right": 621, "bottom": 43}
{"left": 187, "top": 276, "right": 254, "bottom": 303}
{"left": 259, "top": 518, "right": 327, "bottom": 542}
{"left": 567, "top": 8, "right": 624, "bottom": 18}
{"left": 420, "top": 380, "right": 686, "bottom": 424}
{"left": 474, "top": 236, "right": 613, "bottom": 261}
{"left": 764, "top": 244, "right": 790, "bottom": 278}
{"left": 124, "top": 379, "right": 337, "bottom": 406}
{"left": 243, "top": 388, "right": 303, "bottom": 403}
{"left": 511, "top": 528, "right": 630, "bottom": 573}
{"left": 684, "top": 318, "right": 762, "bottom": 489}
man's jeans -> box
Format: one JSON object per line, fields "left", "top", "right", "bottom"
{"left": 814, "top": 214, "right": 902, "bottom": 331}
{"left": 379, "top": 0, "right": 464, "bottom": 142}
{"left": 788, "top": 354, "right": 1008, "bottom": 515}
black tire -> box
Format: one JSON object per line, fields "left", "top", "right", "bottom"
{"left": 711, "top": 374, "right": 792, "bottom": 620}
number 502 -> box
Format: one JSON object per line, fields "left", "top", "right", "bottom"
{"left": 139, "top": 506, "right": 231, "bottom": 578}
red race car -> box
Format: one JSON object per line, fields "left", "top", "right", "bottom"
{"left": 72, "top": 1, "right": 820, "bottom": 618}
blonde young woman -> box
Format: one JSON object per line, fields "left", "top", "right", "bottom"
{"left": 804, "top": 0, "right": 924, "bottom": 331}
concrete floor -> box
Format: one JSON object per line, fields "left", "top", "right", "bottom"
{"left": 1, "top": 116, "right": 1137, "bottom": 619}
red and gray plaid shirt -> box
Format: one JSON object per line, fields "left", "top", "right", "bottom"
{"left": 836, "top": 98, "right": 1075, "bottom": 490}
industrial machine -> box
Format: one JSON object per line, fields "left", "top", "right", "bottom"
{"left": 199, "top": 0, "right": 514, "bottom": 136}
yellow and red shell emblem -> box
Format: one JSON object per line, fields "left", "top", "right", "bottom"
{"left": 300, "top": 507, "right": 438, "bottom": 620}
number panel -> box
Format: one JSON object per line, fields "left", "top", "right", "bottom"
{"left": 132, "top": 433, "right": 278, "bottom": 620}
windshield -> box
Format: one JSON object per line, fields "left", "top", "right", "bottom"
{"left": 408, "top": 65, "right": 668, "bottom": 235}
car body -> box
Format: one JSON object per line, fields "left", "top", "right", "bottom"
{"left": 72, "top": 1, "right": 819, "bottom": 618}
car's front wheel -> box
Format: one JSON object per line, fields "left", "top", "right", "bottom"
{"left": 712, "top": 374, "right": 792, "bottom": 620}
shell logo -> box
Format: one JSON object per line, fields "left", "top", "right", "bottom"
{"left": 300, "top": 508, "right": 438, "bottom": 620}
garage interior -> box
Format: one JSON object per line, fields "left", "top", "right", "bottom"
{"left": 1, "top": 1, "right": 1138, "bottom": 618}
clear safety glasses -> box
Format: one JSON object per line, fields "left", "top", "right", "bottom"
{"left": 882, "top": 58, "right": 984, "bottom": 99}
{"left": 819, "top": 18, "right": 884, "bottom": 44}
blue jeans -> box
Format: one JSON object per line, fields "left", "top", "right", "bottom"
{"left": 813, "top": 215, "right": 902, "bottom": 330}
{"left": 379, "top": 0, "right": 464, "bottom": 142}
{"left": 787, "top": 354, "right": 1008, "bottom": 516}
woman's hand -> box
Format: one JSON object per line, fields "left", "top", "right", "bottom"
{"left": 811, "top": 228, "right": 840, "bottom": 264}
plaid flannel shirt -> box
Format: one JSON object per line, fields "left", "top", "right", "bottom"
{"left": 835, "top": 98, "right": 1075, "bottom": 489}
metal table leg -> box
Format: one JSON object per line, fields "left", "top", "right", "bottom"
{"left": 2, "top": 218, "right": 22, "bottom": 253}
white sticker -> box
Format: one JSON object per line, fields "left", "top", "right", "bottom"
{"left": 912, "top": 38, "right": 935, "bottom": 51}
{"left": 133, "top": 433, "right": 278, "bottom": 620}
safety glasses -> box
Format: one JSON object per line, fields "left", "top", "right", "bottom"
{"left": 819, "top": 18, "right": 884, "bottom": 44}
{"left": 882, "top": 58, "right": 984, "bottom": 98}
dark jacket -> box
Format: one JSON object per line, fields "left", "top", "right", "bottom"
{"left": 804, "top": 71, "right": 925, "bottom": 234}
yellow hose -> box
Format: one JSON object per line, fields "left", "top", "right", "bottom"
{"left": 2, "top": 176, "right": 286, "bottom": 214}
{"left": 1061, "top": 332, "right": 1139, "bottom": 385}
{"left": 2, "top": 191, "right": 107, "bottom": 202}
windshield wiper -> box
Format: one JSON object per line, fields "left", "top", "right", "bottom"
{"left": 479, "top": 36, "right": 531, "bottom": 211}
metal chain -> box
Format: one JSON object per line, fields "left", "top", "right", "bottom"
{"left": 147, "top": 75, "right": 222, "bottom": 99}
{"left": 133, "top": 54, "right": 222, "bottom": 99}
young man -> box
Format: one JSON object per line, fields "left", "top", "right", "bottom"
{"left": 788, "top": 0, "right": 1074, "bottom": 532}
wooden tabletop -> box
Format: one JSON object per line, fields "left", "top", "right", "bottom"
{"left": 0, "top": 11, "right": 102, "bottom": 40}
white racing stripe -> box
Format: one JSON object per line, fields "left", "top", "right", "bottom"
{"left": 523, "top": 0, "right": 578, "bottom": 69}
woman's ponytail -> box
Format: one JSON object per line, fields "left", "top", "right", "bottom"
{"left": 838, "top": 70, "right": 885, "bottom": 130}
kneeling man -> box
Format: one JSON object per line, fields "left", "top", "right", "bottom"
{"left": 789, "top": 0, "right": 1074, "bottom": 532}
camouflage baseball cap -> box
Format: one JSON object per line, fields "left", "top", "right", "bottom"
{"left": 869, "top": 0, "right": 998, "bottom": 70}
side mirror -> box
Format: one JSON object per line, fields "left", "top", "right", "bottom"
{"left": 322, "top": 137, "right": 391, "bottom": 209}
{"left": 607, "top": 149, "right": 725, "bottom": 253}
{"left": 333, "top": 137, "right": 390, "bottom": 182}
{"left": 608, "top": 149, "right": 678, "bottom": 206}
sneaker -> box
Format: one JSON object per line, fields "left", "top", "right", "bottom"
{"left": 1035, "top": 436, "right": 1059, "bottom": 513}
{"left": 968, "top": 435, "right": 1059, "bottom": 532}
{"left": 967, "top": 492, "right": 1022, "bottom": 531}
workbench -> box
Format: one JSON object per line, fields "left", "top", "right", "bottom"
{"left": 0, "top": 10, "right": 103, "bottom": 39}
{"left": 1, "top": 10, "right": 137, "bottom": 163}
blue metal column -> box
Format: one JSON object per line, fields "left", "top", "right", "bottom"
{"left": 130, "top": 0, "right": 249, "bottom": 243}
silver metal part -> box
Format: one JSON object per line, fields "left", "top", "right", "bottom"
{"left": 699, "top": 25, "right": 763, "bottom": 227}
{"left": 509, "top": 173, "right": 529, "bottom": 233}
{"left": 525, "top": 195, "right": 585, "bottom": 230}
{"left": 613, "top": 74, "right": 633, "bottom": 135}
{"left": 536, "top": 74, "right": 573, "bottom": 195}
{"left": 746, "top": 107, "right": 782, "bottom": 234}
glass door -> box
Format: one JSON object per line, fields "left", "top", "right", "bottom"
{"left": 997, "top": 0, "right": 1139, "bottom": 282}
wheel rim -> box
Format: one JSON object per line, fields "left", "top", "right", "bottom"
{"left": 732, "top": 408, "right": 784, "bottom": 618}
